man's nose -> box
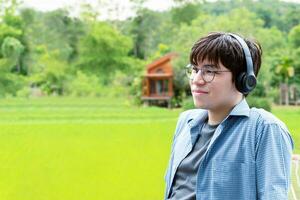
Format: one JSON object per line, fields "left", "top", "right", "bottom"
{"left": 192, "top": 70, "right": 205, "bottom": 85}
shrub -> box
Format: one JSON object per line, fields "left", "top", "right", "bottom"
{"left": 246, "top": 96, "right": 272, "bottom": 112}
{"left": 0, "top": 74, "right": 27, "bottom": 97}
{"left": 65, "top": 70, "right": 102, "bottom": 97}
{"left": 16, "top": 86, "right": 31, "bottom": 98}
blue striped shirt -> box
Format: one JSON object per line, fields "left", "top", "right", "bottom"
{"left": 164, "top": 99, "right": 294, "bottom": 200}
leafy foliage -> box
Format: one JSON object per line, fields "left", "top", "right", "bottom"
{"left": 289, "top": 24, "right": 300, "bottom": 48}
{"left": 77, "top": 22, "right": 133, "bottom": 85}
{"left": 0, "top": 0, "right": 299, "bottom": 105}
{"left": 29, "top": 49, "right": 68, "bottom": 95}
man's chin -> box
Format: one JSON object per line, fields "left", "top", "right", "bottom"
{"left": 193, "top": 101, "right": 206, "bottom": 109}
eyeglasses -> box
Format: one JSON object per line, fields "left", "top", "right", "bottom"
{"left": 185, "top": 64, "right": 231, "bottom": 83}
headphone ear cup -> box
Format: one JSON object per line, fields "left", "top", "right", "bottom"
{"left": 236, "top": 72, "right": 246, "bottom": 94}
{"left": 245, "top": 74, "right": 257, "bottom": 93}
{"left": 236, "top": 72, "right": 257, "bottom": 94}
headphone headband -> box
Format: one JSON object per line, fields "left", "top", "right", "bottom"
{"left": 228, "top": 33, "right": 254, "bottom": 76}
{"left": 228, "top": 33, "right": 257, "bottom": 94}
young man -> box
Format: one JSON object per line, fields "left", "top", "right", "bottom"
{"left": 164, "top": 32, "right": 294, "bottom": 200}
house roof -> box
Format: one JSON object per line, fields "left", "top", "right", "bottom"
{"left": 147, "top": 52, "right": 178, "bottom": 71}
{"left": 142, "top": 74, "right": 173, "bottom": 78}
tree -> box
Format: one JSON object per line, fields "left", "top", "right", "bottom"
{"left": 0, "top": 0, "right": 24, "bottom": 59}
{"left": 288, "top": 24, "right": 300, "bottom": 48}
{"left": 171, "top": 2, "right": 201, "bottom": 25}
{"left": 1, "top": 36, "right": 24, "bottom": 72}
{"left": 21, "top": 8, "right": 85, "bottom": 63}
{"left": 275, "top": 56, "right": 294, "bottom": 105}
{"left": 127, "top": 8, "right": 168, "bottom": 59}
{"left": 0, "top": 23, "right": 22, "bottom": 56}
{"left": 77, "top": 22, "right": 133, "bottom": 84}
{"left": 29, "top": 46, "right": 68, "bottom": 95}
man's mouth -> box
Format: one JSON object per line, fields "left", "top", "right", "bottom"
{"left": 192, "top": 90, "right": 209, "bottom": 94}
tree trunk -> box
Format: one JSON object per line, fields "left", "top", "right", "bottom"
{"left": 280, "top": 83, "right": 282, "bottom": 105}
{"left": 285, "top": 79, "right": 289, "bottom": 106}
{"left": 280, "top": 83, "right": 289, "bottom": 105}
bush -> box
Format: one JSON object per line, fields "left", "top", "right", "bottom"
{"left": 246, "top": 96, "right": 272, "bottom": 112}
{"left": 129, "top": 76, "right": 143, "bottom": 106}
{"left": 65, "top": 70, "right": 102, "bottom": 97}
{"left": 0, "top": 74, "right": 27, "bottom": 97}
{"left": 16, "top": 86, "right": 31, "bottom": 98}
{"left": 268, "top": 87, "right": 280, "bottom": 105}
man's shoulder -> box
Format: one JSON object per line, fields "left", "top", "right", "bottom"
{"left": 249, "top": 107, "right": 288, "bottom": 131}
{"left": 250, "top": 107, "right": 294, "bottom": 151}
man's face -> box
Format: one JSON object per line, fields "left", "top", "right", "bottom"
{"left": 189, "top": 60, "right": 241, "bottom": 111}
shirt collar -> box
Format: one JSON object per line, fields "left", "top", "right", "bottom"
{"left": 227, "top": 98, "right": 250, "bottom": 117}
{"left": 187, "top": 110, "right": 208, "bottom": 128}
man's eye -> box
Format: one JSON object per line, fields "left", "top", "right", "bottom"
{"left": 205, "top": 70, "right": 215, "bottom": 75}
{"left": 192, "top": 67, "right": 198, "bottom": 72}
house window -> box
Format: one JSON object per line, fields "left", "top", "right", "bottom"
{"left": 163, "top": 80, "right": 169, "bottom": 93}
{"left": 150, "top": 80, "right": 156, "bottom": 95}
{"left": 149, "top": 79, "right": 169, "bottom": 96}
{"left": 156, "top": 68, "right": 164, "bottom": 74}
{"left": 157, "top": 80, "right": 163, "bottom": 94}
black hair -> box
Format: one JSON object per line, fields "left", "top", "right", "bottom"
{"left": 190, "top": 32, "right": 262, "bottom": 83}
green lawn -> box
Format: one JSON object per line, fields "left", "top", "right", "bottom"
{"left": 0, "top": 97, "right": 299, "bottom": 200}
{"left": 0, "top": 97, "right": 181, "bottom": 200}
{"left": 272, "top": 106, "right": 300, "bottom": 154}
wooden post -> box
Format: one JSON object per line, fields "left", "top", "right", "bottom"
{"left": 146, "top": 78, "right": 149, "bottom": 96}
{"left": 169, "top": 78, "right": 173, "bottom": 97}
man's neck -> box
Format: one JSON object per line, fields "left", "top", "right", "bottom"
{"left": 207, "top": 96, "right": 243, "bottom": 125}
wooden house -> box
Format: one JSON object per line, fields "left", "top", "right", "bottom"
{"left": 141, "top": 53, "right": 177, "bottom": 108}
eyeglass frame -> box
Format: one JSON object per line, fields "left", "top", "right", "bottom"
{"left": 185, "top": 63, "right": 231, "bottom": 83}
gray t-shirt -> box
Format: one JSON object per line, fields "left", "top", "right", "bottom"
{"left": 168, "top": 122, "right": 218, "bottom": 200}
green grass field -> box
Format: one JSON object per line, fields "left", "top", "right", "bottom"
{"left": 0, "top": 97, "right": 299, "bottom": 200}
